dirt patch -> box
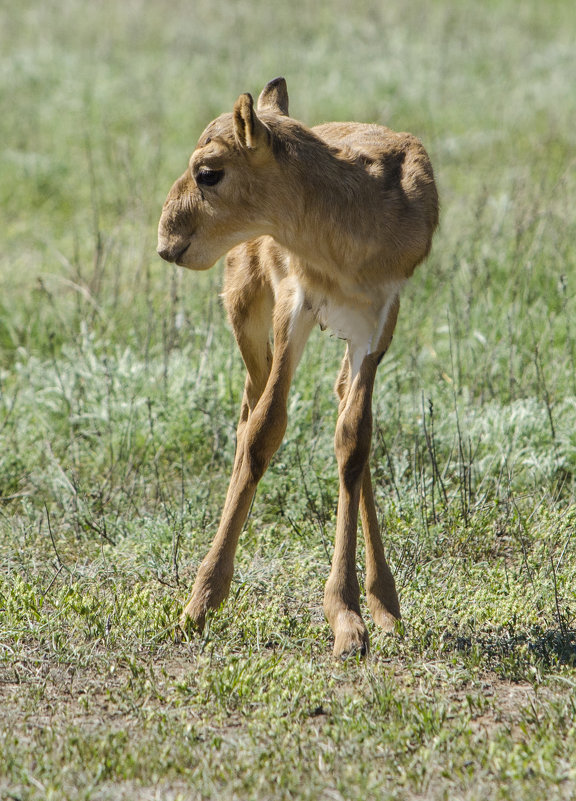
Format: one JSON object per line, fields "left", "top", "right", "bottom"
{"left": 0, "top": 644, "right": 198, "bottom": 734}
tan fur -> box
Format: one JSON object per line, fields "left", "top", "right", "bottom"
{"left": 158, "top": 78, "right": 438, "bottom": 656}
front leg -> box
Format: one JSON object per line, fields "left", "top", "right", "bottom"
{"left": 181, "top": 277, "right": 314, "bottom": 632}
{"left": 182, "top": 351, "right": 272, "bottom": 629}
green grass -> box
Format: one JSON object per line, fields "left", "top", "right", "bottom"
{"left": 1, "top": 0, "right": 576, "bottom": 799}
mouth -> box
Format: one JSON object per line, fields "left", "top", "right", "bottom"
{"left": 174, "top": 244, "right": 190, "bottom": 266}
{"left": 158, "top": 239, "right": 214, "bottom": 272}
{"left": 157, "top": 240, "right": 192, "bottom": 265}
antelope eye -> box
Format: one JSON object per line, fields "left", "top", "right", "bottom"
{"left": 196, "top": 168, "right": 224, "bottom": 187}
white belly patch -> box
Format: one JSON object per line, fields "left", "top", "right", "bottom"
{"left": 313, "top": 284, "right": 403, "bottom": 379}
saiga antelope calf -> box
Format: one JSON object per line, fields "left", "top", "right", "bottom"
{"left": 157, "top": 78, "right": 438, "bottom": 656}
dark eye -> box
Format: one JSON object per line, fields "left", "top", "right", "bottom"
{"left": 196, "top": 168, "right": 224, "bottom": 187}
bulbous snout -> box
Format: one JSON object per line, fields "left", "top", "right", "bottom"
{"left": 157, "top": 241, "right": 189, "bottom": 264}
{"left": 157, "top": 170, "right": 197, "bottom": 263}
{"left": 156, "top": 169, "right": 227, "bottom": 271}
{"left": 157, "top": 201, "right": 194, "bottom": 264}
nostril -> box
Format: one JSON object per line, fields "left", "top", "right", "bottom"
{"left": 158, "top": 244, "right": 190, "bottom": 264}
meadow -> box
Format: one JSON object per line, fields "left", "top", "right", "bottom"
{"left": 1, "top": 0, "right": 576, "bottom": 798}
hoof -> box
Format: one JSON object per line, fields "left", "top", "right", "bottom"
{"left": 331, "top": 610, "right": 370, "bottom": 658}
{"left": 179, "top": 596, "right": 207, "bottom": 634}
{"left": 367, "top": 597, "right": 400, "bottom": 633}
{"left": 366, "top": 577, "right": 401, "bottom": 631}
{"left": 179, "top": 560, "right": 233, "bottom": 634}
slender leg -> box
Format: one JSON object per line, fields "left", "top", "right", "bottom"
{"left": 360, "top": 465, "right": 401, "bottom": 629}
{"left": 324, "top": 351, "right": 377, "bottom": 656}
{"left": 361, "top": 296, "right": 401, "bottom": 630}
{"left": 333, "top": 357, "right": 401, "bottom": 635}
{"left": 213, "top": 280, "right": 274, "bottom": 532}
{"left": 180, "top": 277, "right": 314, "bottom": 630}
{"left": 325, "top": 295, "right": 401, "bottom": 655}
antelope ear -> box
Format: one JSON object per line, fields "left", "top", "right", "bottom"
{"left": 257, "top": 77, "right": 289, "bottom": 116}
{"left": 233, "top": 93, "right": 270, "bottom": 150}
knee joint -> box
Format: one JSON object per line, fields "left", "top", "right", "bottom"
{"left": 245, "top": 405, "right": 287, "bottom": 482}
{"left": 334, "top": 413, "right": 372, "bottom": 488}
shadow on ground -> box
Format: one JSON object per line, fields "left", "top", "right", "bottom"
{"left": 442, "top": 626, "right": 576, "bottom": 671}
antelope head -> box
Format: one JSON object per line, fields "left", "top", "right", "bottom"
{"left": 157, "top": 77, "right": 290, "bottom": 271}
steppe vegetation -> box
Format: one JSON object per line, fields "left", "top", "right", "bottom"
{"left": 1, "top": 1, "right": 575, "bottom": 798}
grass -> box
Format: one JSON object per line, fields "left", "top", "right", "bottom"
{"left": 1, "top": 0, "right": 576, "bottom": 799}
